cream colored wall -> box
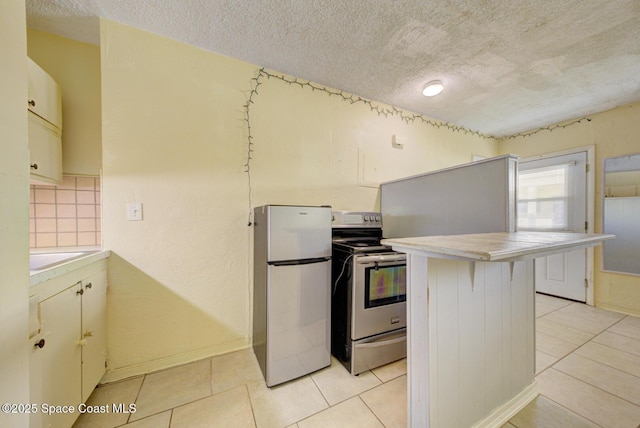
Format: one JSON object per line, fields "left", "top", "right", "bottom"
{"left": 0, "top": 1, "right": 30, "bottom": 426}
{"left": 100, "top": 19, "right": 497, "bottom": 379}
{"left": 249, "top": 71, "right": 497, "bottom": 210}
{"left": 499, "top": 103, "right": 640, "bottom": 316}
{"left": 27, "top": 29, "right": 101, "bottom": 176}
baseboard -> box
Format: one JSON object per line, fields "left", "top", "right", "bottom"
{"left": 472, "top": 381, "right": 538, "bottom": 428}
{"left": 100, "top": 337, "right": 251, "bottom": 384}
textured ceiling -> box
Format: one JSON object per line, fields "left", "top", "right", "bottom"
{"left": 25, "top": 0, "right": 640, "bottom": 137}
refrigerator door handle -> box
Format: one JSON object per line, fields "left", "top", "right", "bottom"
{"left": 269, "top": 257, "right": 331, "bottom": 267}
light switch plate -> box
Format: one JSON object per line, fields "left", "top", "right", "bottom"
{"left": 127, "top": 202, "right": 143, "bottom": 221}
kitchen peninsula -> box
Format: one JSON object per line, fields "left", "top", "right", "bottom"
{"left": 381, "top": 231, "right": 614, "bottom": 428}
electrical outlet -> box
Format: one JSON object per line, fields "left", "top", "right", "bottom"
{"left": 127, "top": 202, "right": 143, "bottom": 221}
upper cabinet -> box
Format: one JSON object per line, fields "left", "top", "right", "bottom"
{"left": 27, "top": 57, "right": 62, "bottom": 185}
{"left": 27, "top": 57, "right": 62, "bottom": 129}
{"left": 28, "top": 114, "right": 62, "bottom": 184}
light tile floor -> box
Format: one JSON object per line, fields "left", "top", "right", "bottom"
{"left": 74, "top": 294, "right": 640, "bottom": 428}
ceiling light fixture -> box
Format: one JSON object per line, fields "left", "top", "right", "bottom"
{"left": 422, "top": 80, "right": 444, "bottom": 97}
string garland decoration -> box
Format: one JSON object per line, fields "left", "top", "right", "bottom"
{"left": 503, "top": 117, "right": 592, "bottom": 140}
{"left": 242, "top": 67, "right": 592, "bottom": 225}
{"left": 242, "top": 68, "right": 266, "bottom": 226}
{"left": 247, "top": 68, "right": 492, "bottom": 137}
{"left": 241, "top": 68, "right": 493, "bottom": 226}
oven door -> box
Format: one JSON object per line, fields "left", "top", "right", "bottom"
{"left": 352, "top": 253, "right": 407, "bottom": 340}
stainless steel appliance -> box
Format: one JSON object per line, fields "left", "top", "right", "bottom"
{"left": 331, "top": 211, "right": 407, "bottom": 375}
{"left": 252, "top": 205, "right": 332, "bottom": 387}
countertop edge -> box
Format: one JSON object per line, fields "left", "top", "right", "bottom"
{"left": 30, "top": 250, "right": 112, "bottom": 288}
{"left": 382, "top": 232, "right": 615, "bottom": 262}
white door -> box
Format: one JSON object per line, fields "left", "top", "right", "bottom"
{"left": 518, "top": 151, "right": 588, "bottom": 301}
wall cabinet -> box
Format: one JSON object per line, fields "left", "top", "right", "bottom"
{"left": 30, "top": 267, "right": 107, "bottom": 428}
{"left": 27, "top": 57, "right": 62, "bottom": 128}
{"left": 28, "top": 113, "right": 62, "bottom": 184}
{"left": 27, "top": 57, "right": 62, "bottom": 185}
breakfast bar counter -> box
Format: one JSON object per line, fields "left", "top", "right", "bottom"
{"left": 381, "top": 232, "right": 614, "bottom": 428}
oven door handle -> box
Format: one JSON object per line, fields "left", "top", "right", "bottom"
{"left": 356, "top": 254, "right": 406, "bottom": 264}
{"left": 356, "top": 334, "right": 406, "bottom": 349}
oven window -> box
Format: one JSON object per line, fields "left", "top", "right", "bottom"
{"left": 365, "top": 264, "right": 406, "bottom": 308}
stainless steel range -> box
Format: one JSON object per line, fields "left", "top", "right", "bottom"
{"left": 331, "top": 211, "right": 407, "bottom": 375}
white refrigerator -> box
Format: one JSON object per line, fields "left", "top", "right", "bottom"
{"left": 252, "top": 205, "right": 332, "bottom": 387}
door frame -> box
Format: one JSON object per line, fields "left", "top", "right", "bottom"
{"left": 519, "top": 145, "right": 595, "bottom": 305}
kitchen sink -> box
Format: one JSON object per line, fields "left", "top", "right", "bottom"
{"left": 29, "top": 251, "right": 96, "bottom": 271}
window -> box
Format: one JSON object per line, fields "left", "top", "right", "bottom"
{"left": 518, "top": 164, "right": 571, "bottom": 230}
{"left": 365, "top": 264, "right": 406, "bottom": 308}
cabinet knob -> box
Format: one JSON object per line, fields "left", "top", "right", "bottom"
{"left": 85, "top": 282, "right": 93, "bottom": 289}
{"left": 30, "top": 163, "right": 38, "bottom": 170}
{"left": 76, "top": 288, "right": 84, "bottom": 296}
{"left": 28, "top": 100, "right": 36, "bottom": 107}
{"left": 34, "top": 338, "right": 46, "bottom": 349}
{"left": 84, "top": 330, "right": 93, "bottom": 338}
{"left": 77, "top": 339, "right": 88, "bottom": 347}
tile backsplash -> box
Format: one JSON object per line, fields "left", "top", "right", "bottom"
{"left": 30, "top": 175, "right": 101, "bottom": 249}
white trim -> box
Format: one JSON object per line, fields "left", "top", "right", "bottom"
{"left": 100, "top": 338, "right": 251, "bottom": 383}
{"left": 520, "top": 146, "right": 595, "bottom": 305}
{"left": 471, "top": 382, "right": 538, "bottom": 428}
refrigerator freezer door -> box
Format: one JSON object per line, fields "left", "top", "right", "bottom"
{"left": 267, "top": 205, "right": 331, "bottom": 262}
{"left": 265, "top": 260, "right": 331, "bottom": 386}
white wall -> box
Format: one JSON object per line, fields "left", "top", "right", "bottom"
{"left": 100, "top": 19, "right": 498, "bottom": 380}
{"left": 0, "top": 1, "right": 30, "bottom": 426}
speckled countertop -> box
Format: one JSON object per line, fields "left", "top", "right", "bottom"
{"left": 382, "top": 232, "right": 615, "bottom": 262}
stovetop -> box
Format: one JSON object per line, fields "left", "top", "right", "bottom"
{"left": 332, "top": 238, "right": 391, "bottom": 254}
{"left": 332, "top": 211, "right": 391, "bottom": 253}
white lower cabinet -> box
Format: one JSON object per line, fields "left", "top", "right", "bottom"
{"left": 31, "top": 285, "right": 82, "bottom": 428}
{"left": 30, "top": 267, "right": 107, "bottom": 428}
{"left": 80, "top": 271, "right": 108, "bottom": 403}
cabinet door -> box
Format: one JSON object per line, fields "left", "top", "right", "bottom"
{"left": 27, "top": 57, "right": 62, "bottom": 128}
{"left": 29, "top": 112, "right": 62, "bottom": 185}
{"left": 38, "top": 284, "right": 83, "bottom": 428}
{"left": 29, "top": 331, "right": 46, "bottom": 428}
{"left": 81, "top": 270, "right": 107, "bottom": 401}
